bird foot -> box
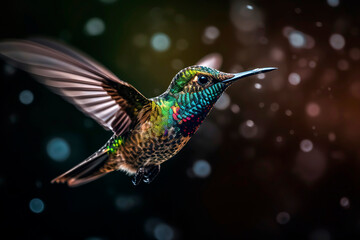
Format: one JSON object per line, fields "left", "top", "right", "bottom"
{"left": 143, "top": 165, "right": 161, "bottom": 184}
{"left": 132, "top": 165, "right": 161, "bottom": 186}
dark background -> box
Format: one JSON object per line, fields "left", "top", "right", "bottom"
{"left": 1, "top": 0, "right": 360, "bottom": 239}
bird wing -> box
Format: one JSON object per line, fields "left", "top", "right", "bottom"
{"left": 0, "top": 39, "right": 151, "bottom": 136}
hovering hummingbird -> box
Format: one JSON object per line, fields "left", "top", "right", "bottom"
{"left": 0, "top": 39, "right": 276, "bottom": 187}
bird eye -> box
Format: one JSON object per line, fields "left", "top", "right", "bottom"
{"left": 197, "top": 75, "right": 209, "bottom": 86}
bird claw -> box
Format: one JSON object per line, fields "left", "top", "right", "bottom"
{"left": 143, "top": 165, "right": 161, "bottom": 184}
{"left": 132, "top": 168, "right": 144, "bottom": 186}
{"left": 132, "top": 165, "right": 160, "bottom": 186}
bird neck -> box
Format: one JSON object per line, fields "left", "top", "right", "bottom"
{"left": 153, "top": 82, "right": 227, "bottom": 137}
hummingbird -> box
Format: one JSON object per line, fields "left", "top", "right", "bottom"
{"left": 0, "top": 39, "right": 276, "bottom": 187}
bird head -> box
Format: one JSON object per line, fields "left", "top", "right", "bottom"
{"left": 167, "top": 65, "right": 276, "bottom": 98}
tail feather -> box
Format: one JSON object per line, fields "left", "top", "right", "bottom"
{"left": 51, "top": 149, "right": 111, "bottom": 187}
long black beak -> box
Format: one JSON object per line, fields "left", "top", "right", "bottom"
{"left": 223, "top": 67, "right": 277, "bottom": 83}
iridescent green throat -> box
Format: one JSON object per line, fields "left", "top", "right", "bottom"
{"left": 155, "top": 82, "right": 227, "bottom": 137}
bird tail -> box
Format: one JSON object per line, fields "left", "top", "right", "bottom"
{"left": 51, "top": 149, "right": 111, "bottom": 187}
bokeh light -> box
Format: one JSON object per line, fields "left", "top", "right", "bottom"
{"left": 192, "top": 160, "right": 211, "bottom": 178}
{"left": 154, "top": 223, "right": 174, "bottom": 240}
{"left": 46, "top": 137, "right": 70, "bottom": 162}
{"left": 151, "top": 33, "right": 171, "bottom": 52}
{"left": 84, "top": 17, "right": 105, "bottom": 36}
{"left": 29, "top": 198, "right": 45, "bottom": 214}
{"left": 306, "top": 102, "right": 321, "bottom": 117}
{"left": 329, "top": 34, "right": 345, "bottom": 50}
{"left": 327, "top": 0, "right": 340, "bottom": 7}
{"left": 288, "top": 72, "right": 301, "bottom": 85}
{"left": 300, "top": 139, "right": 313, "bottom": 152}
{"left": 340, "top": 197, "right": 350, "bottom": 209}
{"left": 19, "top": 90, "right": 34, "bottom": 105}
{"left": 276, "top": 212, "right": 290, "bottom": 225}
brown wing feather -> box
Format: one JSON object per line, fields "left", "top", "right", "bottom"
{"left": 0, "top": 39, "right": 151, "bottom": 135}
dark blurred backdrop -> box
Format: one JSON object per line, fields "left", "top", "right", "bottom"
{"left": 1, "top": 0, "right": 360, "bottom": 239}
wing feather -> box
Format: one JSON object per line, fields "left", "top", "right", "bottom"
{"left": 0, "top": 39, "right": 151, "bottom": 135}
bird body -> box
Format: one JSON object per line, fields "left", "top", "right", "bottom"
{"left": 0, "top": 39, "right": 276, "bottom": 186}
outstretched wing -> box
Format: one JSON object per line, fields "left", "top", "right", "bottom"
{"left": 0, "top": 39, "right": 151, "bottom": 136}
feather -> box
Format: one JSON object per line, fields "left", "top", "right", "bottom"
{"left": 0, "top": 39, "right": 151, "bottom": 136}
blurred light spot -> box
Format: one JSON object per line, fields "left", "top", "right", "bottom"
{"left": 300, "top": 139, "right": 313, "bottom": 152}
{"left": 171, "top": 59, "right": 184, "bottom": 70}
{"left": 257, "top": 73, "right": 265, "bottom": 79}
{"left": 288, "top": 72, "right": 301, "bottom": 85}
{"left": 3, "top": 64, "right": 15, "bottom": 75}
{"left": 289, "top": 129, "right": 295, "bottom": 135}
{"left": 259, "top": 102, "right": 265, "bottom": 108}
{"left": 151, "top": 33, "right": 171, "bottom": 52}
{"left": 115, "top": 195, "right": 141, "bottom": 211}
{"left": 246, "top": 120, "right": 254, "bottom": 127}
{"left": 133, "top": 34, "right": 147, "bottom": 47}
{"left": 310, "top": 229, "right": 331, "bottom": 240}
{"left": 29, "top": 198, "right": 44, "bottom": 214}
{"left": 193, "top": 160, "right": 211, "bottom": 178}
{"left": 231, "top": 104, "right": 240, "bottom": 113}
{"left": 327, "top": 0, "right": 340, "bottom": 7}
{"left": 19, "top": 90, "right": 34, "bottom": 105}
{"left": 276, "top": 136, "right": 283, "bottom": 143}
{"left": 329, "top": 34, "right": 345, "bottom": 50}
{"left": 285, "top": 109, "right": 292, "bottom": 116}
{"left": 47, "top": 137, "right": 70, "bottom": 162}
{"left": 214, "top": 93, "right": 230, "bottom": 110}
{"left": 282, "top": 26, "right": 293, "bottom": 37}
{"left": 349, "top": 48, "right": 360, "bottom": 60}
{"left": 84, "top": 18, "right": 105, "bottom": 36}
{"left": 328, "top": 132, "right": 336, "bottom": 142}
{"left": 203, "top": 26, "right": 220, "bottom": 44}
{"left": 230, "top": 1, "right": 263, "bottom": 32}
{"left": 316, "top": 21, "right": 323, "bottom": 27}
{"left": 270, "top": 102, "right": 279, "bottom": 112}
{"left": 309, "top": 60, "right": 317, "bottom": 68}
{"left": 254, "top": 83, "right": 262, "bottom": 89}
{"left": 176, "top": 39, "right": 188, "bottom": 51}
{"left": 240, "top": 120, "right": 258, "bottom": 138}
{"left": 340, "top": 197, "right": 350, "bottom": 209}
{"left": 154, "top": 223, "right": 174, "bottom": 240}
{"left": 337, "top": 59, "right": 349, "bottom": 71}
{"left": 276, "top": 212, "right": 290, "bottom": 224}
{"left": 270, "top": 48, "right": 284, "bottom": 61}
{"left": 246, "top": 5, "right": 253, "bottom": 10}
{"left": 295, "top": 8, "right": 302, "bottom": 14}
{"left": 284, "top": 27, "right": 314, "bottom": 49}
{"left": 306, "top": 102, "right": 321, "bottom": 117}
{"left": 289, "top": 31, "right": 306, "bottom": 48}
